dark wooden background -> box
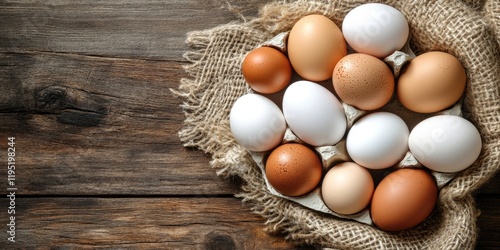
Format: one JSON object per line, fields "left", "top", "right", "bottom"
{"left": 0, "top": 1, "right": 498, "bottom": 249}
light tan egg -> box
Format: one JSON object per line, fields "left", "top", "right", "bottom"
{"left": 287, "top": 14, "right": 347, "bottom": 81}
{"left": 397, "top": 51, "right": 466, "bottom": 113}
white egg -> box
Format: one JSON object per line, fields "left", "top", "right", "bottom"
{"left": 229, "top": 94, "right": 286, "bottom": 152}
{"left": 409, "top": 115, "right": 482, "bottom": 173}
{"left": 346, "top": 112, "right": 409, "bottom": 169}
{"left": 342, "top": 3, "right": 409, "bottom": 58}
{"left": 282, "top": 80, "right": 346, "bottom": 146}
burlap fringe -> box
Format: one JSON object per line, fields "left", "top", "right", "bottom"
{"left": 173, "top": 0, "right": 500, "bottom": 249}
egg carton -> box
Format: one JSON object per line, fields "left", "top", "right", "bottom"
{"left": 247, "top": 32, "right": 463, "bottom": 225}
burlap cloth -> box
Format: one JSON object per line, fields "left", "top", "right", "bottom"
{"left": 174, "top": 0, "right": 500, "bottom": 249}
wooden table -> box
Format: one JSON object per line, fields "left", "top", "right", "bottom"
{"left": 0, "top": 1, "right": 498, "bottom": 249}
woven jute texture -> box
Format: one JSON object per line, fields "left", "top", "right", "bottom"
{"left": 175, "top": 0, "right": 500, "bottom": 249}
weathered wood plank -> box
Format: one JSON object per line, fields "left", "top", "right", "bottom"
{"left": 0, "top": 51, "right": 242, "bottom": 195}
{"left": 476, "top": 195, "right": 500, "bottom": 249}
{"left": 0, "top": 0, "right": 270, "bottom": 60}
{"left": 477, "top": 173, "right": 500, "bottom": 194}
{"left": 0, "top": 196, "right": 498, "bottom": 248}
{"left": 0, "top": 197, "right": 311, "bottom": 249}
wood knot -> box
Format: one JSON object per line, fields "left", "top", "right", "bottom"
{"left": 35, "top": 85, "right": 68, "bottom": 110}
{"left": 34, "top": 85, "right": 108, "bottom": 127}
{"left": 203, "top": 232, "right": 237, "bottom": 250}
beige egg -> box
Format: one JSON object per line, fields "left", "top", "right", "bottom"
{"left": 332, "top": 53, "right": 395, "bottom": 110}
{"left": 397, "top": 51, "right": 466, "bottom": 113}
{"left": 321, "top": 162, "right": 374, "bottom": 215}
{"left": 287, "top": 14, "right": 347, "bottom": 81}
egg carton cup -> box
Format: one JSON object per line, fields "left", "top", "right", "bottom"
{"left": 247, "top": 31, "right": 465, "bottom": 226}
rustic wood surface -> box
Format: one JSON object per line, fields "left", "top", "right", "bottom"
{"left": 0, "top": 1, "right": 498, "bottom": 249}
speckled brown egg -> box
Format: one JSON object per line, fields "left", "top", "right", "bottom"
{"left": 265, "top": 143, "right": 323, "bottom": 197}
{"left": 332, "top": 53, "right": 395, "bottom": 110}
{"left": 370, "top": 168, "right": 438, "bottom": 231}
{"left": 241, "top": 46, "right": 292, "bottom": 94}
{"left": 397, "top": 51, "right": 466, "bottom": 113}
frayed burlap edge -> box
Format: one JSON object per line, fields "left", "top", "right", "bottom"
{"left": 173, "top": 0, "right": 500, "bottom": 249}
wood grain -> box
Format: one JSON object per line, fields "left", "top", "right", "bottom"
{"left": 0, "top": 51, "right": 241, "bottom": 196}
{"left": 0, "top": 0, "right": 498, "bottom": 249}
{"left": 0, "top": 0, "right": 271, "bottom": 60}
{"left": 476, "top": 195, "right": 500, "bottom": 249}
{"left": 0, "top": 197, "right": 311, "bottom": 249}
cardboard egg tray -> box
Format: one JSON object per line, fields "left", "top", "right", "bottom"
{"left": 247, "top": 32, "right": 463, "bottom": 225}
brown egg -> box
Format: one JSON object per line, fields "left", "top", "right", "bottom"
{"left": 241, "top": 46, "right": 292, "bottom": 94}
{"left": 265, "top": 143, "right": 323, "bottom": 197}
{"left": 370, "top": 168, "right": 438, "bottom": 231}
{"left": 332, "top": 53, "right": 395, "bottom": 110}
{"left": 397, "top": 51, "right": 466, "bottom": 113}
{"left": 287, "top": 14, "right": 347, "bottom": 81}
